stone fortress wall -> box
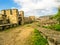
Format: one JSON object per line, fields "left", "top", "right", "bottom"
{"left": 0, "top": 9, "right": 35, "bottom": 30}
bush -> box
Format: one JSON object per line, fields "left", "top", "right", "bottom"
{"left": 42, "top": 24, "right": 60, "bottom": 31}
{"left": 48, "top": 24, "right": 60, "bottom": 31}
{"left": 42, "top": 26, "right": 48, "bottom": 28}
{"left": 48, "top": 25, "right": 55, "bottom": 29}
{"left": 54, "top": 24, "right": 60, "bottom": 31}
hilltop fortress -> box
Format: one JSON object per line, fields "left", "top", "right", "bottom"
{"left": 0, "top": 9, "right": 35, "bottom": 30}
{"left": 0, "top": 9, "right": 24, "bottom": 25}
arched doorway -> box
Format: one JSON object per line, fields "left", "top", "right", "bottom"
{"left": 18, "top": 17, "right": 22, "bottom": 25}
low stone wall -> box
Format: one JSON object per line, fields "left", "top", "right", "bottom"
{"left": 38, "top": 28, "right": 60, "bottom": 45}
{"left": 40, "top": 32, "right": 60, "bottom": 45}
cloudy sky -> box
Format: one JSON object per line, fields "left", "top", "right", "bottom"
{"left": 0, "top": 0, "right": 60, "bottom": 17}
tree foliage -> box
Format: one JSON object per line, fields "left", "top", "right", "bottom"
{"left": 53, "top": 7, "right": 60, "bottom": 24}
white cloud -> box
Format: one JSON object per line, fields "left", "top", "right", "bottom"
{"left": 13, "top": 0, "right": 60, "bottom": 17}
{"left": 11, "top": 7, "right": 17, "bottom": 9}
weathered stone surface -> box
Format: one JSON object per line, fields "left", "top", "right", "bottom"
{"left": 38, "top": 27, "right": 60, "bottom": 45}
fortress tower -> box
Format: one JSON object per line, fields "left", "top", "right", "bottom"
{"left": 0, "top": 10, "right": 8, "bottom": 24}
{"left": 8, "top": 9, "right": 19, "bottom": 25}
{"left": 19, "top": 11, "right": 24, "bottom": 25}
{"left": 1, "top": 9, "right": 19, "bottom": 25}
{"left": 5, "top": 9, "right": 11, "bottom": 19}
{"left": 0, "top": 9, "right": 24, "bottom": 25}
{"left": 1, "top": 10, "right": 6, "bottom": 15}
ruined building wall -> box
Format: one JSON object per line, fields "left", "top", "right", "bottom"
{"left": 1, "top": 9, "right": 19, "bottom": 24}
{"left": 0, "top": 14, "right": 7, "bottom": 24}
{"left": 1, "top": 10, "right": 6, "bottom": 15}
{"left": 0, "top": 9, "right": 31, "bottom": 25}
{"left": 29, "top": 16, "right": 35, "bottom": 23}
{"left": 9, "top": 9, "right": 19, "bottom": 24}
{"left": 24, "top": 17, "right": 29, "bottom": 24}
{"left": 5, "top": 9, "right": 11, "bottom": 19}
{"left": 1, "top": 9, "right": 11, "bottom": 19}
{"left": 19, "top": 11, "right": 24, "bottom": 25}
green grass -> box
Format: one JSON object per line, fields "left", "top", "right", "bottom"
{"left": 42, "top": 24, "right": 60, "bottom": 31}
{"left": 54, "top": 24, "right": 60, "bottom": 31}
{"left": 26, "top": 29, "right": 48, "bottom": 45}
{"left": 42, "top": 26, "right": 48, "bottom": 28}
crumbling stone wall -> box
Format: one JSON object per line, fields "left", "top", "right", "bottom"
{"left": 0, "top": 14, "right": 7, "bottom": 24}
{"left": 29, "top": 16, "right": 35, "bottom": 22}
{"left": 1, "top": 9, "right": 19, "bottom": 25}
{"left": 24, "top": 17, "right": 30, "bottom": 24}
{"left": 19, "top": 11, "right": 24, "bottom": 25}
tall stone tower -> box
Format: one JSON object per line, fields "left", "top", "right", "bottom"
{"left": 2, "top": 9, "right": 19, "bottom": 25}
{"left": 19, "top": 11, "right": 24, "bottom": 25}
{"left": 1, "top": 10, "right": 6, "bottom": 15}
{"left": 5, "top": 9, "right": 11, "bottom": 19}
{"left": 9, "top": 9, "right": 19, "bottom": 24}
{"left": 0, "top": 10, "right": 8, "bottom": 24}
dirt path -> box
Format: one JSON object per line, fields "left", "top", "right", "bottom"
{"left": 0, "top": 25, "right": 34, "bottom": 45}
{"left": 0, "top": 22, "right": 60, "bottom": 45}
{"left": 15, "top": 27, "right": 34, "bottom": 45}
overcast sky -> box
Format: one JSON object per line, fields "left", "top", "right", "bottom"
{"left": 0, "top": 0, "right": 60, "bottom": 17}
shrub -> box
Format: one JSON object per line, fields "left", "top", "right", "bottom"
{"left": 42, "top": 26, "right": 48, "bottom": 28}
{"left": 42, "top": 24, "right": 60, "bottom": 31}
{"left": 48, "top": 25, "right": 55, "bottom": 29}
{"left": 54, "top": 24, "right": 60, "bottom": 31}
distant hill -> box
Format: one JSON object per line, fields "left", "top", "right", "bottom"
{"left": 39, "top": 15, "right": 54, "bottom": 18}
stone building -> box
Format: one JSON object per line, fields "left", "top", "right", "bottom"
{"left": 24, "top": 16, "right": 35, "bottom": 24}
{"left": 24, "top": 17, "right": 30, "bottom": 24}
{"left": 1, "top": 9, "right": 19, "bottom": 25}
{"left": 0, "top": 9, "right": 35, "bottom": 26}
{"left": 0, "top": 9, "right": 25, "bottom": 25}
{"left": 18, "top": 11, "right": 24, "bottom": 25}
{"left": 29, "top": 16, "right": 35, "bottom": 23}
{"left": 0, "top": 14, "right": 7, "bottom": 24}
{"left": 39, "top": 15, "right": 57, "bottom": 26}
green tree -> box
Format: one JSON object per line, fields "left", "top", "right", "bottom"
{"left": 53, "top": 7, "right": 60, "bottom": 24}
